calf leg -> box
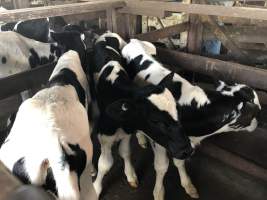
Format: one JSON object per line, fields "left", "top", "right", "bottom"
{"left": 151, "top": 142, "right": 169, "bottom": 200}
{"left": 24, "top": 157, "right": 49, "bottom": 185}
{"left": 93, "top": 135, "right": 115, "bottom": 197}
{"left": 118, "top": 134, "right": 138, "bottom": 188}
{"left": 173, "top": 159, "right": 199, "bottom": 198}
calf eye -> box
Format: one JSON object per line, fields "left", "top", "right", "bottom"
{"left": 122, "top": 103, "right": 128, "bottom": 111}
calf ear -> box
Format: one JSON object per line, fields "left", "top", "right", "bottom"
{"left": 105, "top": 99, "right": 135, "bottom": 121}
{"left": 159, "top": 72, "right": 174, "bottom": 87}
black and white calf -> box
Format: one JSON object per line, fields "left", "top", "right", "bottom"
{"left": 0, "top": 13, "right": 50, "bottom": 43}
{"left": 0, "top": 50, "right": 95, "bottom": 200}
{"left": 122, "top": 39, "right": 261, "bottom": 200}
{"left": 0, "top": 30, "right": 86, "bottom": 97}
{"left": 90, "top": 32, "right": 193, "bottom": 198}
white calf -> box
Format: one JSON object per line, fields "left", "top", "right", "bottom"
{"left": 0, "top": 50, "right": 95, "bottom": 200}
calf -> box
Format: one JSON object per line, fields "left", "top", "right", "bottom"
{"left": 0, "top": 50, "right": 95, "bottom": 200}
{"left": 0, "top": 30, "right": 86, "bottom": 102}
{"left": 122, "top": 39, "right": 261, "bottom": 200}
{"left": 0, "top": 30, "right": 86, "bottom": 77}
{"left": 0, "top": 13, "right": 50, "bottom": 43}
{"left": 89, "top": 32, "right": 193, "bottom": 198}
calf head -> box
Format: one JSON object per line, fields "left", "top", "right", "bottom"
{"left": 96, "top": 31, "right": 127, "bottom": 51}
{"left": 91, "top": 32, "right": 127, "bottom": 73}
{"left": 216, "top": 80, "right": 261, "bottom": 109}
{"left": 216, "top": 80, "right": 261, "bottom": 131}
{"left": 122, "top": 39, "right": 157, "bottom": 62}
{"left": 106, "top": 74, "right": 193, "bottom": 160}
{"left": 50, "top": 31, "right": 86, "bottom": 68}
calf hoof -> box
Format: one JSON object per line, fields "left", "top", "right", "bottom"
{"left": 128, "top": 180, "right": 138, "bottom": 188}
{"left": 185, "top": 184, "right": 199, "bottom": 199}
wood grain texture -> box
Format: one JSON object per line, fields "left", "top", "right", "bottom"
{"left": 120, "top": 1, "right": 267, "bottom": 20}
{"left": 0, "top": 0, "right": 125, "bottom": 23}
{"left": 157, "top": 48, "right": 267, "bottom": 91}
{"left": 135, "top": 22, "right": 189, "bottom": 42}
{"left": 0, "top": 62, "right": 56, "bottom": 101}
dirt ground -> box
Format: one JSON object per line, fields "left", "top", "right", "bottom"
{"left": 0, "top": 105, "right": 266, "bottom": 200}
{"left": 93, "top": 104, "right": 267, "bottom": 200}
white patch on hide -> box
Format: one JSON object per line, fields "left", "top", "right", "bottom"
{"left": 148, "top": 88, "right": 178, "bottom": 121}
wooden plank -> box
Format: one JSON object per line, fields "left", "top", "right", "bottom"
{"left": 63, "top": 11, "right": 106, "bottom": 24}
{"left": 12, "top": 0, "right": 30, "bottom": 9}
{"left": 237, "top": 42, "right": 266, "bottom": 50}
{"left": 218, "top": 16, "right": 267, "bottom": 26}
{"left": 0, "top": 62, "right": 56, "bottom": 101}
{"left": 0, "top": 95, "right": 21, "bottom": 118}
{"left": 118, "top": 4, "right": 166, "bottom": 18}
{"left": 201, "top": 14, "right": 250, "bottom": 64}
{"left": 187, "top": 0, "right": 203, "bottom": 54}
{"left": 200, "top": 142, "right": 267, "bottom": 182}
{"left": 203, "top": 26, "right": 267, "bottom": 44}
{"left": 0, "top": 0, "right": 125, "bottom": 23}
{"left": 135, "top": 22, "right": 189, "bottom": 41}
{"left": 157, "top": 48, "right": 267, "bottom": 91}
{"left": 106, "top": 8, "right": 117, "bottom": 32}
{"left": 119, "top": 1, "right": 267, "bottom": 21}
{"left": 187, "top": 14, "right": 203, "bottom": 54}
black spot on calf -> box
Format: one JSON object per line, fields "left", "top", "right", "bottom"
{"left": 12, "top": 157, "right": 30, "bottom": 184}
{"left": 61, "top": 143, "right": 87, "bottom": 190}
{"left": 48, "top": 68, "right": 86, "bottom": 106}
{"left": 43, "top": 167, "right": 58, "bottom": 196}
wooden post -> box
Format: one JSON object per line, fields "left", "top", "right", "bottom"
{"left": 12, "top": 0, "right": 30, "bottom": 9}
{"left": 187, "top": 14, "right": 203, "bottom": 54}
{"left": 106, "top": 8, "right": 117, "bottom": 32}
{"left": 135, "top": 22, "right": 189, "bottom": 42}
{"left": 187, "top": 0, "right": 203, "bottom": 54}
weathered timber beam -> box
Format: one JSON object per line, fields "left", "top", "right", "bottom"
{"left": 200, "top": 16, "right": 250, "bottom": 64}
{"left": 134, "top": 22, "right": 189, "bottom": 42}
{"left": 63, "top": 11, "right": 106, "bottom": 24}
{"left": 0, "top": 62, "right": 56, "bottom": 101}
{"left": 157, "top": 48, "right": 267, "bottom": 90}
{"left": 118, "top": 3, "right": 166, "bottom": 18}
{"left": 119, "top": 1, "right": 267, "bottom": 21}
{"left": 200, "top": 142, "right": 267, "bottom": 182}
{"left": 0, "top": 95, "right": 21, "bottom": 118}
{"left": 0, "top": 0, "right": 125, "bottom": 23}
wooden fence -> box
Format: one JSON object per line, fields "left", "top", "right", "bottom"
{"left": 0, "top": 0, "right": 266, "bottom": 198}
